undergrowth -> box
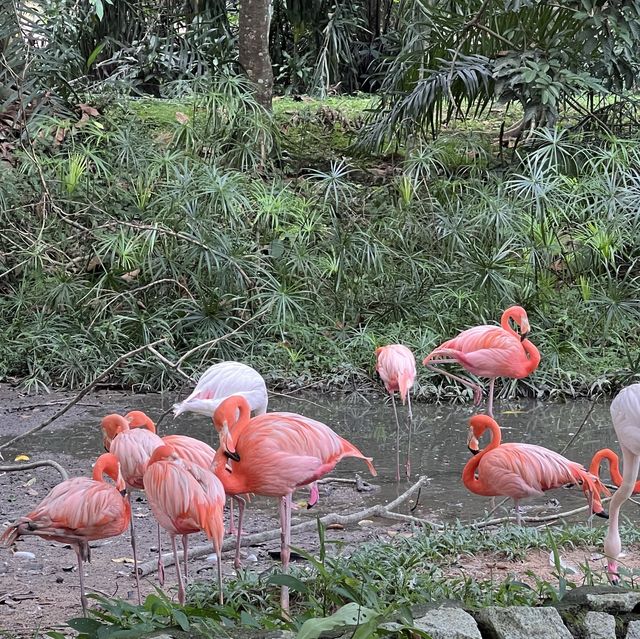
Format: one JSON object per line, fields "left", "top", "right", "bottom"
{"left": 52, "top": 521, "right": 640, "bottom": 638}
{"left": 2, "top": 84, "right": 640, "bottom": 397}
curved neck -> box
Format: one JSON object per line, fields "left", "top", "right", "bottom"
{"left": 500, "top": 310, "right": 520, "bottom": 339}
{"left": 462, "top": 422, "right": 501, "bottom": 495}
{"left": 522, "top": 340, "right": 541, "bottom": 374}
{"left": 590, "top": 449, "right": 640, "bottom": 492}
{"left": 93, "top": 454, "right": 118, "bottom": 483}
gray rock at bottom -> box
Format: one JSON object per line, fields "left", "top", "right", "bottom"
{"left": 474, "top": 606, "right": 573, "bottom": 639}
{"left": 413, "top": 607, "right": 482, "bottom": 639}
{"left": 627, "top": 620, "right": 640, "bottom": 639}
{"left": 586, "top": 592, "right": 640, "bottom": 614}
{"left": 583, "top": 611, "right": 616, "bottom": 639}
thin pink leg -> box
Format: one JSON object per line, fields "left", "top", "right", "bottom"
{"left": 391, "top": 392, "right": 401, "bottom": 482}
{"left": 182, "top": 534, "right": 189, "bottom": 585}
{"left": 171, "top": 535, "right": 185, "bottom": 605}
{"left": 279, "top": 494, "right": 292, "bottom": 612}
{"left": 234, "top": 495, "right": 246, "bottom": 570}
{"left": 214, "top": 539, "right": 224, "bottom": 605}
{"left": 425, "top": 362, "right": 483, "bottom": 405}
{"left": 128, "top": 493, "right": 142, "bottom": 604}
{"left": 228, "top": 498, "right": 236, "bottom": 535}
{"left": 405, "top": 391, "right": 413, "bottom": 479}
{"left": 486, "top": 378, "right": 495, "bottom": 418}
{"left": 75, "top": 546, "right": 88, "bottom": 617}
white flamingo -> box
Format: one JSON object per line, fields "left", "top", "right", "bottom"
{"left": 604, "top": 383, "right": 640, "bottom": 582}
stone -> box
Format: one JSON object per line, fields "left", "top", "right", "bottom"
{"left": 474, "top": 606, "right": 573, "bottom": 639}
{"left": 583, "top": 611, "right": 616, "bottom": 639}
{"left": 413, "top": 607, "right": 482, "bottom": 639}
{"left": 627, "top": 620, "right": 640, "bottom": 639}
{"left": 560, "top": 585, "right": 640, "bottom": 614}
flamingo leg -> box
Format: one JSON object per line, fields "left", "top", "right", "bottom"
{"left": 128, "top": 493, "right": 142, "bottom": 605}
{"left": 604, "top": 446, "right": 640, "bottom": 584}
{"left": 157, "top": 524, "right": 165, "bottom": 585}
{"left": 214, "top": 539, "right": 224, "bottom": 606}
{"left": 279, "top": 494, "right": 292, "bottom": 612}
{"left": 513, "top": 499, "right": 522, "bottom": 525}
{"left": 486, "top": 378, "right": 495, "bottom": 418}
{"left": 75, "top": 546, "right": 88, "bottom": 617}
{"left": 405, "top": 391, "right": 413, "bottom": 479}
{"left": 228, "top": 497, "right": 236, "bottom": 535}
{"left": 234, "top": 495, "right": 246, "bottom": 570}
{"left": 391, "top": 392, "right": 401, "bottom": 482}
{"left": 171, "top": 535, "right": 185, "bottom": 605}
{"left": 425, "top": 362, "right": 483, "bottom": 406}
{"left": 182, "top": 534, "right": 189, "bottom": 585}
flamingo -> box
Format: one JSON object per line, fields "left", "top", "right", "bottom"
{"left": 589, "top": 448, "right": 640, "bottom": 494}
{"left": 422, "top": 306, "right": 540, "bottom": 417}
{"left": 172, "top": 361, "right": 268, "bottom": 418}
{"left": 375, "top": 344, "right": 416, "bottom": 481}
{"left": 212, "top": 395, "right": 377, "bottom": 611}
{"left": 463, "top": 414, "right": 608, "bottom": 524}
{"left": 143, "top": 445, "right": 225, "bottom": 605}
{"left": 604, "top": 384, "right": 640, "bottom": 583}
{"left": 102, "top": 413, "right": 163, "bottom": 599}
{"left": 104, "top": 411, "right": 218, "bottom": 584}
{"left": 1, "top": 453, "right": 130, "bottom": 616}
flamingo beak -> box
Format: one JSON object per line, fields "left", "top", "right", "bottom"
{"left": 220, "top": 424, "right": 240, "bottom": 462}
{"left": 520, "top": 331, "right": 529, "bottom": 342}
{"left": 467, "top": 430, "right": 480, "bottom": 455}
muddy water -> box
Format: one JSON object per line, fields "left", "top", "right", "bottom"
{"left": 12, "top": 391, "right": 626, "bottom": 527}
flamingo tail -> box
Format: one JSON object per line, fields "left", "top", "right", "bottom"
{"left": 398, "top": 373, "right": 412, "bottom": 405}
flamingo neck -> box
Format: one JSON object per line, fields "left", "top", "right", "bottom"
{"left": 500, "top": 309, "right": 521, "bottom": 339}
{"left": 590, "top": 449, "right": 621, "bottom": 485}
{"left": 213, "top": 455, "right": 250, "bottom": 496}
{"left": 93, "top": 454, "right": 118, "bottom": 483}
{"left": 462, "top": 422, "right": 501, "bottom": 494}
{"left": 522, "top": 340, "right": 541, "bottom": 374}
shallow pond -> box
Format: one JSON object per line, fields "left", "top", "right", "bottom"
{"left": 6, "top": 390, "right": 627, "bottom": 527}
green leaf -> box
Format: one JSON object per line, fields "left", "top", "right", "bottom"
{"left": 67, "top": 617, "right": 105, "bottom": 634}
{"left": 93, "top": 0, "right": 104, "bottom": 20}
{"left": 173, "top": 610, "right": 190, "bottom": 631}
{"left": 297, "top": 603, "right": 378, "bottom": 639}
{"left": 267, "top": 573, "right": 308, "bottom": 593}
{"left": 86, "top": 43, "right": 105, "bottom": 70}
{"left": 47, "top": 632, "right": 67, "bottom": 639}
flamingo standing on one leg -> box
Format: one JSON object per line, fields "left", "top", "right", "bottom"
{"left": 422, "top": 306, "right": 540, "bottom": 417}
{"left": 375, "top": 344, "right": 416, "bottom": 481}
{"left": 212, "top": 395, "right": 377, "bottom": 612}
{"left": 143, "top": 445, "right": 225, "bottom": 605}
{"left": 172, "top": 361, "right": 268, "bottom": 418}
{"left": 102, "top": 414, "right": 163, "bottom": 599}
{"left": 1, "top": 453, "right": 130, "bottom": 616}
{"left": 463, "top": 415, "right": 609, "bottom": 524}
{"left": 604, "top": 384, "right": 640, "bottom": 583}
{"left": 589, "top": 448, "right": 640, "bottom": 494}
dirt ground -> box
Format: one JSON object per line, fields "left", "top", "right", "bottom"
{"left": 1, "top": 384, "right": 639, "bottom": 637}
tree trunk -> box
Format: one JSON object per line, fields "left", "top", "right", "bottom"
{"left": 238, "top": 0, "right": 274, "bottom": 111}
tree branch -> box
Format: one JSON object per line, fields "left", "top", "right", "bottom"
{"left": 0, "top": 459, "right": 69, "bottom": 480}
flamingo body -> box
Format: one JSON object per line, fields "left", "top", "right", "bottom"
{"left": 422, "top": 306, "right": 540, "bottom": 416}
{"left": 463, "top": 415, "right": 608, "bottom": 521}
{"left": 173, "top": 361, "right": 268, "bottom": 418}
{"left": 143, "top": 446, "right": 225, "bottom": 604}
{"left": 1, "top": 454, "right": 130, "bottom": 615}
{"left": 375, "top": 344, "right": 416, "bottom": 403}
{"left": 604, "top": 384, "right": 640, "bottom": 582}
{"left": 212, "top": 395, "right": 376, "bottom": 610}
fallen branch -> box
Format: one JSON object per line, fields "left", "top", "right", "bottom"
{"left": 469, "top": 497, "right": 612, "bottom": 529}
{"left": 138, "top": 475, "right": 431, "bottom": 576}
{"left": 0, "top": 339, "right": 167, "bottom": 451}
{"left": 0, "top": 459, "right": 69, "bottom": 480}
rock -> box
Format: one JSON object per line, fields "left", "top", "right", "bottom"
{"left": 474, "top": 606, "right": 573, "bottom": 639}
{"left": 413, "top": 607, "right": 481, "bottom": 639}
{"left": 583, "top": 611, "right": 616, "bottom": 639}
{"left": 13, "top": 551, "right": 36, "bottom": 560}
{"left": 627, "top": 620, "right": 640, "bottom": 639}
{"left": 561, "top": 585, "right": 640, "bottom": 613}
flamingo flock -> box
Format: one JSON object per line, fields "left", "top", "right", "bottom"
{"left": 1, "top": 306, "right": 637, "bottom": 615}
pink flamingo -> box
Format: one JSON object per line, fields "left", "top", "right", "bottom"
{"left": 212, "top": 395, "right": 377, "bottom": 611}
{"left": 143, "top": 445, "right": 225, "bottom": 605}
{"left": 464, "top": 414, "right": 608, "bottom": 524}
{"left": 173, "top": 361, "right": 268, "bottom": 418}
{"left": 422, "top": 305, "right": 540, "bottom": 417}
{"left": 1, "top": 453, "right": 130, "bottom": 616}
{"left": 102, "top": 413, "right": 163, "bottom": 599}
{"left": 604, "top": 384, "right": 640, "bottom": 583}
{"left": 375, "top": 344, "right": 416, "bottom": 480}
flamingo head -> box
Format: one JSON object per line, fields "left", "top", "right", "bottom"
{"left": 213, "top": 396, "right": 249, "bottom": 461}
{"left": 504, "top": 305, "right": 530, "bottom": 341}
{"left": 101, "top": 414, "right": 130, "bottom": 451}
{"left": 467, "top": 430, "right": 480, "bottom": 455}
{"left": 125, "top": 410, "right": 156, "bottom": 432}
{"left": 148, "top": 445, "right": 179, "bottom": 466}
{"left": 93, "top": 452, "right": 127, "bottom": 492}
{"left": 468, "top": 414, "right": 500, "bottom": 449}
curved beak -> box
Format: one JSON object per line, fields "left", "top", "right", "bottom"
{"left": 219, "top": 423, "right": 240, "bottom": 462}
{"left": 467, "top": 429, "right": 480, "bottom": 455}
{"left": 520, "top": 330, "right": 529, "bottom": 342}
